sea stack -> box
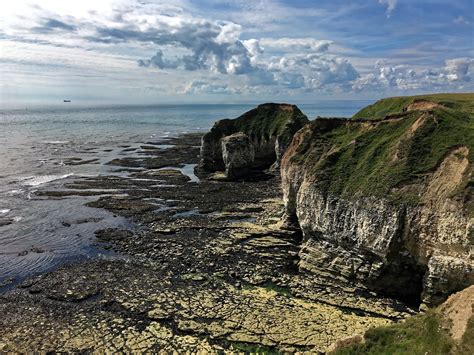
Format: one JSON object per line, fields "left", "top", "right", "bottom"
{"left": 198, "top": 103, "right": 309, "bottom": 179}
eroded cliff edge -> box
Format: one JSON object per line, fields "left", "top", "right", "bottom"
{"left": 281, "top": 94, "right": 474, "bottom": 306}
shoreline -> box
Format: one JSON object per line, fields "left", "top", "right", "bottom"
{"left": 0, "top": 133, "right": 416, "bottom": 353}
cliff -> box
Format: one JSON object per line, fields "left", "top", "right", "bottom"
{"left": 281, "top": 93, "right": 473, "bottom": 306}
{"left": 199, "top": 103, "right": 308, "bottom": 178}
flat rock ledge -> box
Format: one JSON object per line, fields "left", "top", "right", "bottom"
{"left": 0, "top": 133, "right": 416, "bottom": 353}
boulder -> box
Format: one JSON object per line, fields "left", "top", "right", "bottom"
{"left": 221, "top": 132, "right": 255, "bottom": 179}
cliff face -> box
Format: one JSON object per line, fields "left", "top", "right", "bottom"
{"left": 281, "top": 94, "right": 474, "bottom": 306}
{"left": 199, "top": 103, "right": 308, "bottom": 177}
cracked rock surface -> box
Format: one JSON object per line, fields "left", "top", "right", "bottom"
{"left": 0, "top": 134, "right": 414, "bottom": 353}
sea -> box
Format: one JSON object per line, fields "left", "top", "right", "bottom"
{"left": 0, "top": 101, "right": 371, "bottom": 287}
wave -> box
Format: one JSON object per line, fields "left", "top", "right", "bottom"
{"left": 0, "top": 209, "right": 10, "bottom": 215}
{"left": 20, "top": 173, "right": 74, "bottom": 187}
{"left": 43, "top": 140, "right": 69, "bottom": 144}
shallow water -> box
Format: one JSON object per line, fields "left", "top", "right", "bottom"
{"left": 0, "top": 101, "right": 370, "bottom": 285}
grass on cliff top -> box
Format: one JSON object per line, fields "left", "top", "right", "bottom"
{"left": 290, "top": 100, "right": 474, "bottom": 204}
{"left": 334, "top": 310, "right": 474, "bottom": 355}
{"left": 333, "top": 310, "right": 456, "bottom": 355}
{"left": 233, "top": 104, "right": 308, "bottom": 140}
{"left": 353, "top": 93, "right": 474, "bottom": 120}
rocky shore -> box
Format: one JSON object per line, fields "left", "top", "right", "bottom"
{"left": 0, "top": 94, "right": 472, "bottom": 353}
{"left": 0, "top": 133, "right": 412, "bottom": 353}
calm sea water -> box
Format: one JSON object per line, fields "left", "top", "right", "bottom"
{"left": 0, "top": 101, "right": 370, "bottom": 286}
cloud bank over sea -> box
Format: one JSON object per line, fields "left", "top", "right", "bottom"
{"left": 0, "top": 0, "right": 473, "bottom": 104}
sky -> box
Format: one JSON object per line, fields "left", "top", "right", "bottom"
{"left": 0, "top": 0, "right": 473, "bottom": 105}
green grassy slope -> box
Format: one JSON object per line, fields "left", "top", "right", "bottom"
{"left": 288, "top": 94, "right": 474, "bottom": 205}
{"left": 353, "top": 93, "right": 474, "bottom": 120}
{"left": 333, "top": 309, "right": 474, "bottom": 355}
{"left": 233, "top": 103, "right": 309, "bottom": 140}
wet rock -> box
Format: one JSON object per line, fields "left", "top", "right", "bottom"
{"left": 0, "top": 260, "right": 402, "bottom": 353}
{"left": 64, "top": 158, "right": 100, "bottom": 166}
{"left": 74, "top": 217, "right": 104, "bottom": 224}
{"left": 180, "top": 273, "right": 206, "bottom": 282}
{"left": 95, "top": 228, "right": 134, "bottom": 242}
{"left": 0, "top": 131, "right": 423, "bottom": 353}
{"left": 107, "top": 147, "right": 198, "bottom": 169}
{"left": 0, "top": 277, "right": 15, "bottom": 288}
{"left": 0, "top": 218, "right": 14, "bottom": 227}
{"left": 153, "top": 228, "right": 175, "bottom": 234}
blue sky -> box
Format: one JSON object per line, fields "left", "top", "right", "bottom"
{"left": 0, "top": 0, "right": 473, "bottom": 105}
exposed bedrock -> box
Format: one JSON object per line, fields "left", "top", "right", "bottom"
{"left": 281, "top": 94, "right": 474, "bottom": 307}
{"left": 198, "top": 103, "right": 309, "bottom": 178}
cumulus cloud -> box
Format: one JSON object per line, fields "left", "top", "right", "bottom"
{"left": 241, "top": 39, "right": 264, "bottom": 65}
{"left": 181, "top": 80, "right": 236, "bottom": 94}
{"left": 137, "top": 50, "right": 178, "bottom": 69}
{"left": 353, "top": 58, "right": 474, "bottom": 92}
{"left": 0, "top": 0, "right": 366, "bottom": 94}
{"left": 272, "top": 54, "right": 359, "bottom": 89}
{"left": 2, "top": 0, "right": 362, "bottom": 95}
{"left": 379, "top": 0, "right": 397, "bottom": 18}
{"left": 275, "top": 72, "right": 306, "bottom": 89}
{"left": 86, "top": 16, "right": 260, "bottom": 75}
{"left": 85, "top": 8, "right": 357, "bottom": 92}
{"left": 444, "top": 58, "right": 473, "bottom": 82}
{"left": 6, "top": 0, "right": 470, "bottom": 99}
{"left": 260, "top": 38, "right": 333, "bottom": 52}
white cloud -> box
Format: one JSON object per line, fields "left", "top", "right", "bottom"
{"left": 378, "top": 0, "right": 397, "bottom": 18}
{"left": 181, "top": 80, "right": 236, "bottom": 94}
{"left": 260, "top": 38, "right": 333, "bottom": 52}
{"left": 272, "top": 54, "right": 359, "bottom": 89}
{"left": 215, "top": 22, "right": 242, "bottom": 45}
{"left": 444, "top": 58, "right": 473, "bottom": 82}
{"left": 454, "top": 16, "right": 471, "bottom": 25}
{"left": 1, "top": 0, "right": 471, "bottom": 102}
{"left": 353, "top": 58, "right": 474, "bottom": 92}
{"left": 241, "top": 39, "right": 264, "bottom": 65}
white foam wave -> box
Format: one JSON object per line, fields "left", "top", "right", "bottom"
{"left": 21, "top": 173, "right": 74, "bottom": 187}
{"left": 0, "top": 209, "right": 10, "bottom": 215}
{"left": 44, "top": 140, "right": 69, "bottom": 144}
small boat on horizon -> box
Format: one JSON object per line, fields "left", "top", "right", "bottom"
{"left": 63, "top": 100, "right": 71, "bottom": 103}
